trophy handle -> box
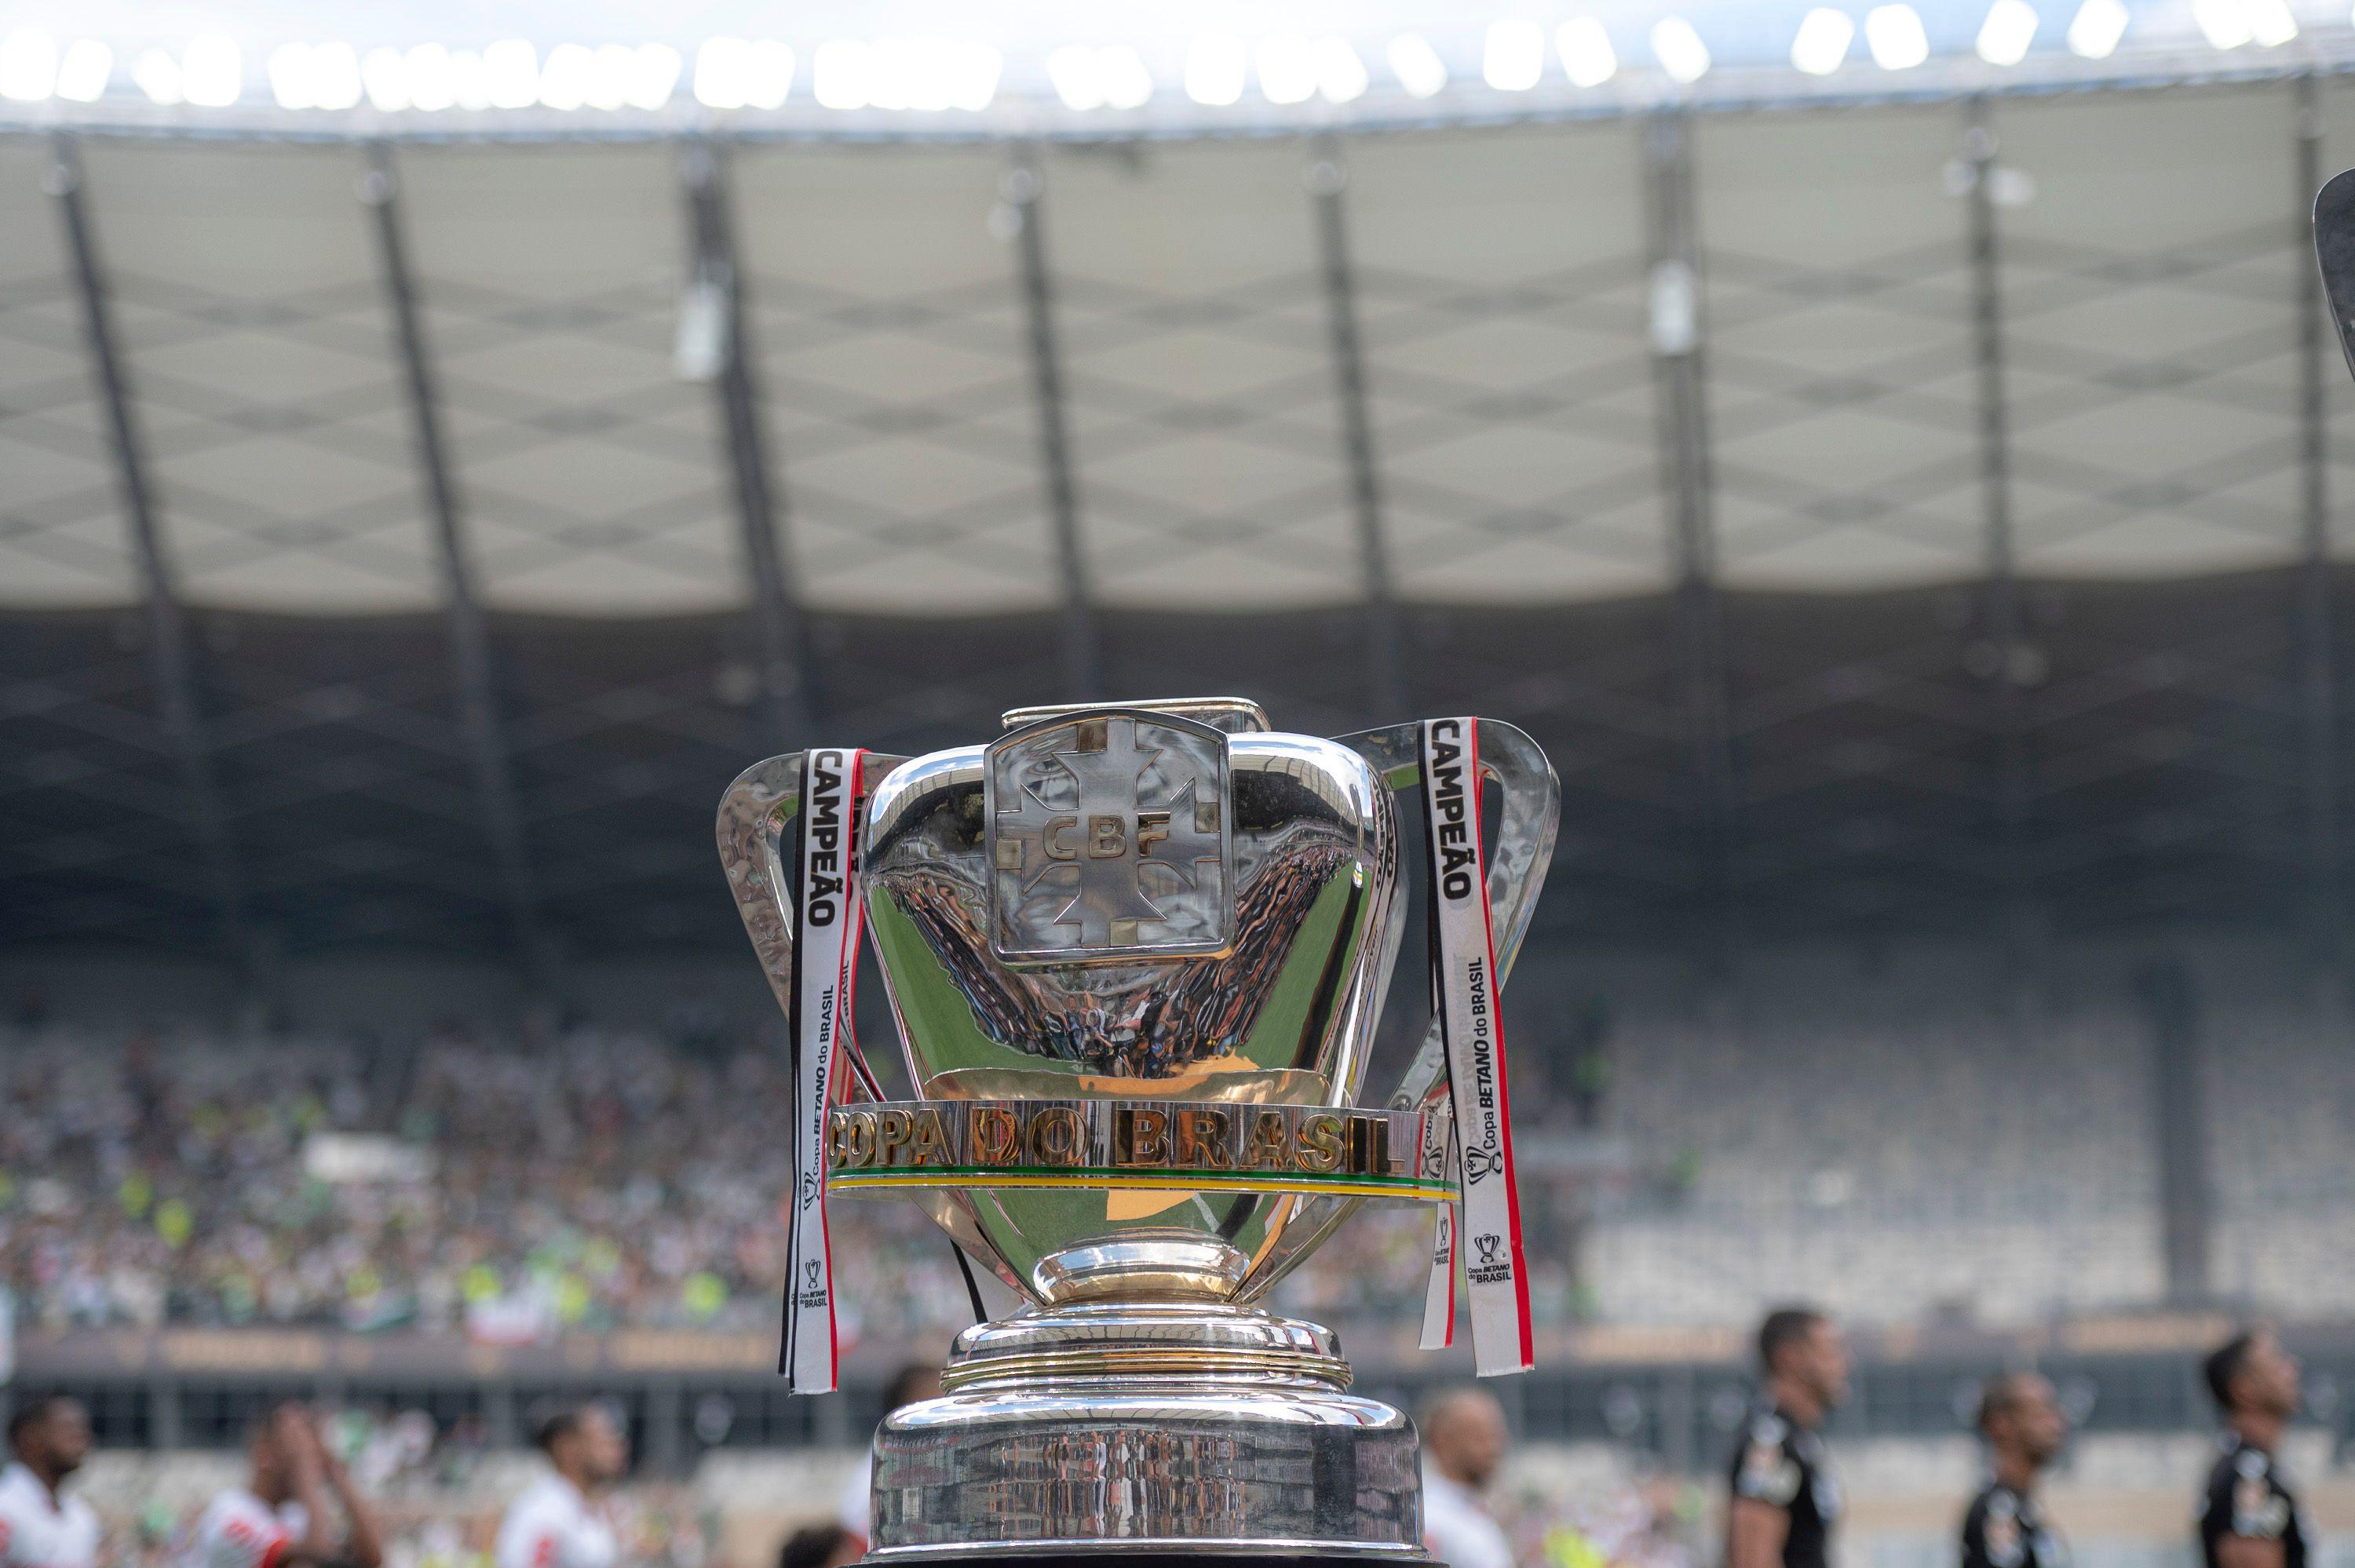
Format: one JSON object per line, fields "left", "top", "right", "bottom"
{"left": 717, "top": 753, "right": 808, "bottom": 1030}
{"left": 1334, "top": 719, "right": 1561, "bottom": 1112}
{"left": 1229, "top": 719, "right": 1557, "bottom": 1307}
{"left": 718, "top": 752, "right": 1028, "bottom": 1314}
{"left": 715, "top": 751, "right": 911, "bottom": 1045}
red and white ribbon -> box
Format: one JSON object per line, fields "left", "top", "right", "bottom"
{"left": 784, "top": 747, "right": 867, "bottom": 1393}
{"left": 1415, "top": 718, "right": 1534, "bottom": 1376}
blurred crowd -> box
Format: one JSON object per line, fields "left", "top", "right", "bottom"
{"left": 0, "top": 1019, "right": 1004, "bottom": 1340}
{"left": 6, "top": 978, "right": 2349, "bottom": 1339}
{"left": 1, "top": 1008, "right": 1595, "bottom": 1340}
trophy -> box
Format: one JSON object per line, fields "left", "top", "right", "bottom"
{"left": 718, "top": 698, "right": 1557, "bottom": 1562}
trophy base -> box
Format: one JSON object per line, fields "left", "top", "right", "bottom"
{"left": 867, "top": 1301, "right": 1426, "bottom": 1562}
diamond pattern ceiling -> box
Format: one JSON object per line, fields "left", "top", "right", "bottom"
{"left": 2, "top": 76, "right": 2352, "bottom": 967}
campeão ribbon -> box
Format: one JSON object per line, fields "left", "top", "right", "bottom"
{"left": 783, "top": 746, "right": 867, "bottom": 1393}
{"left": 1414, "top": 718, "right": 1534, "bottom": 1376}
{"left": 1418, "top": 1114, "right": 1456, "bottom": 1351}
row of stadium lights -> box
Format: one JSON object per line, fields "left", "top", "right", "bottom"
{"left": 0, "top": 2, "right": 2317, "bottom": 114}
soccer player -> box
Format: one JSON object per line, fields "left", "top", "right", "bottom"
{"left": 496, "top": 1406, "right": 629, "bottom": 1568}
{"left": 186, "top": 1403, "right": 382, "bottom": 1568}
{"left": 0, "top": 1397, "right": 99, "bottom": 1568}
{"left": 1961, "top": 1372, "right": 2069, "bottom": 1568}
{"left": 2198, "top": 1329, "right": 2311, "bottom": 1568}
{"left": 1728, "top": 1306, "right": 1850, "bottom": 1568}
{"left": 1419, "top": 1387, "right": 1513, "bottom": 1568}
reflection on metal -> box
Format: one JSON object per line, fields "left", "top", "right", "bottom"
{"left": 1006, "top": 148, "right": 1100, "bottom": 702}
{"left": 48, "top": 136, "right": 257, "bottom": 984}
{"left": 1309, "top": 138, "right": 1406, "bottom": 720}
{"left": 984, "top": 710, "right": 1232, "bottom": 961}
{"left": 360, "top": 144, "right": 557, "bottom": 992}
{"left": 870, "top": 1369, "right": 1423, "bottom": 1557}
{"left": 2294, "top": 78, "right": 2342, "bottom": 970}
{"left": 823, "top": 1097, "right": 1449, "bottom": 1202}
{"left": 1643, "top": 112, "right": 1735, "bottom": 972}
{"left": 683, "top": 140, "right": 816, "bottom": 740}
{"left": 1964, "top": 97, "right": 2038, "bottom": 980}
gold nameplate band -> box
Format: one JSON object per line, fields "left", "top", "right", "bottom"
{"left": 826, "top": 1099, "right": 1453, "bottom": 1202}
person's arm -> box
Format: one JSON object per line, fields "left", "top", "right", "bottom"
{"left": 322, "top": 1446, "right": 384, "bottom": 1568}
{"left": 492, "top": 1494, "right": 551, "bottom": 1568}
{"left": 1728, "top": 1425, "right": 1798, "bottom": 1568}
{"left": 1729, "top": 1498, "right": 1791, "bottom": 1568}
{"left": 280, "top": 1414, "right": 341, "bottom": 1568}
{"left": 2215, "top": 1538, "right": 2287, "bottom": 1568}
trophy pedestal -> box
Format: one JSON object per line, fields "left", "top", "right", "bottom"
{"left": 867, "top": 1303, "right": 1426, "bottom": 1562}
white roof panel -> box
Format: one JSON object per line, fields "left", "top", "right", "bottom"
{"left": 1044, "top": 137, "right": 1358, "bottom": 610}
{"left": 396, "top": 142, "right": 740, "bottom": 613}
{"left": 1700, "top": 104, "right": 1982, "bottom": 590}
{"left": 78, "top": 140, "right": 437, "bottom": 612}
{"left": 0, "top": 140, "right": 137, "bottom": 607}
{"left": 733, "top": 144, "right": 1050, "bottom": 614}
{"left": 1346, "top": 122, "right": 1668, "bottom": 603}
{"left": 1997, "top": 86, "right": 2302, "bottom": 577}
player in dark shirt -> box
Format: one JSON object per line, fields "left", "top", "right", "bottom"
{"left": 2197, "top": 1328, "right": 2310, "bottom": 1568}
{"left": 1728, "top": 1306, "right": 1850, "bottom": 1568}
{"left": 1961, "top": 1372, "right": 2069, "bottom": 1568}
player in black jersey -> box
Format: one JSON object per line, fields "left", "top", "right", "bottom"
{"left": 1728, "top": 1306, "right": 1850, "bottom": 1568}
{"left": 2198, "top": 1328, "right": 2311, "bottom": 1568}
{"left": 1961, "top": 1372, "right": 2069, "bottom": 1568}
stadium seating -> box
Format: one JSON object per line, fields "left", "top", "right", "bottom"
{"left": 4, "top": 967, "right": 2349, "bottom": 1339}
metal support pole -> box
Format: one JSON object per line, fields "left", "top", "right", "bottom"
{"left": 2138, "top": 958, "right": 2214, "bottom": 1304}
{"left": 1963, "top": 98, "right": 2039, "bottom": 990}
{"left": 682, "top": 140, "right": 817, "bottom": 740}
{"left": 1642, "top": 113, "right": 1736, "bottom": 974}
{"left": 148, "top": 1375, "right": 182, "bottom": 1449}
{"left": 1006, "top": 148, "right": 1100, "bottom": 702}
{"left": 2293, "top": 76, "right": 2342, "bottom": 980}
{"left": 360, "top": 145, "right": 559, "bottom": 994}
{"left": 1309, "top": 137, "right": 1407, "bottom": 721}
{"left": 48, "top": 136, "right": 257, "bottom": 987}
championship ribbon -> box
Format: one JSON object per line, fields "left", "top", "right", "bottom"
{"left": 1415, "top": 718, "right": 1534, "bottom": 1376}
{"left": 1417, "top": 1115, "right": 1456, "bottom": 1351}
{"left": 783, "top": 747, "right": 867, "bottom": 1393}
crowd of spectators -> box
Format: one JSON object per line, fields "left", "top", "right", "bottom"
{"left": 4, "top": 968, "right": 2350, "bottom": 1340}
{"left": 0, "top": 1018, "right": 977, "bottom": 1340}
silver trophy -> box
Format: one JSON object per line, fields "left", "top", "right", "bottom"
{"left": 718, "top": 698, "right": 1557, "bottom": 1562}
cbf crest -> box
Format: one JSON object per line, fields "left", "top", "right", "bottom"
{"left": 985, "top": 709, "right": 1232, "bottom": 962}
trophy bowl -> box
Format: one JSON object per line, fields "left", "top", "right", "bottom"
{"left": 717, "top": 697, "right": 1559, "bottom": 1563}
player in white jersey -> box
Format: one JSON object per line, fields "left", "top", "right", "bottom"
{"left": 495, "top": 1406, "right": 628, "bottom": 1568}
{"left": 0, "top": 1397, "right": 100, "bottom": 1568}
{"left": 185, "top": 1404, "right": 382, "bottom": 1568}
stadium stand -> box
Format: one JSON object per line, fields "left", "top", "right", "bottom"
{"left": 7, "top": 946, "right": 2350, "bottom": 1343}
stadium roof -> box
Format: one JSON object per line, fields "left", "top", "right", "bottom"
{"left": 3, "top": 75, "right": 2353, "bottom": 975}
{"left": 1, "top": 0, "right": 2353, "bottom": 137}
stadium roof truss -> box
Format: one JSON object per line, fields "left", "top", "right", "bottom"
{"left": 4, "top": 72, "right": 2355, "bottom": 982}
